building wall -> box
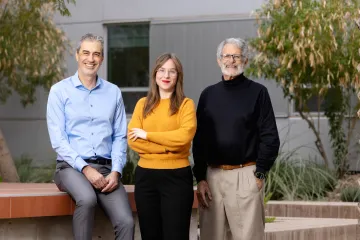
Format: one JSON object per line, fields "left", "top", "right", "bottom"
{"left": 1, "top": 0, "right": 359, "bottom": 169}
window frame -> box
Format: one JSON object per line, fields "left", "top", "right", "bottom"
{"left": 290, "top": 85, "right": 358, "bottom": 118}
{"left": 104, "top": 22, "right": 150, "bottom": 116}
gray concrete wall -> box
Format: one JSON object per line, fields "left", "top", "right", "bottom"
{"left": 149, "top": 18, "right": 288, "bottom": 115}
{"left": 53, "top": 0, "right": 267, "bottom": 24}
{"left": 1, "top": 0, "right": 359, "bottom": 170}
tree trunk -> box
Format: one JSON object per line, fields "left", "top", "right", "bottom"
{"left": 299, "top": 110, "right": 329, "bottom": 166}
{"left": 0, "top": 127, "right": 19, "bottom": 182}
{"left": 297, "top": 106, "right": 330, "bottom": 167}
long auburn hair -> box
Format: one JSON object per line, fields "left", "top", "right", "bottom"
{"left": 143, "top": 53, "right": 185, "bottom": 118}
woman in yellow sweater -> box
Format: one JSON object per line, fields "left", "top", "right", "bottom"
{"left": 128, "top": 53, "right": 196, "bottom": 240}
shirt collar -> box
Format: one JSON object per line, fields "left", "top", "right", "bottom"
{"left": 71, "top": 71, "right": 103, "bottom": 89}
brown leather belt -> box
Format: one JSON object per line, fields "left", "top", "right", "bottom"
{"left": 210, "top": 161, "right": 256, "bottom": 170}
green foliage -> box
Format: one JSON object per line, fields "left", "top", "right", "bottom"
{"left": 248, "top": 0, "right": 360, "bottom": 90}
{"left": 265, "top": 151, "right": 337, "bottom": 201}
{"left": 15, "top": 155, "right": 55, "bottom": 183}
{"left": 340, "top": 186, "right": 360, "bottom": 202}
{"left": 121, "top": 147, "right": 139, "bottom": 185}
{"left": 127, "top": 147, "right": 140, "bottom": 164}
{"left": 323, "top": 87, "right": 349, "bottom": 177}
{"left": 265, "top": 216, "right": 276, "bottom": 223}
{"left": 0, "top": 0, "right": 75, "bottom": 106}
{"left": 122, "top": 160, "right": 135, "bottom": 185}
{"left": 264, "top": 192, "right": 272, "bottom": 204}
{"left": 0, "top": 176, "right": 2, "bottom": 182}
{"left": 51, "top": 0, "right": 76, "bottom": 16}
{"left": 247, "top": 0, "right": 360, "bottom": 168}
{"left": 14, "top": 147, "right": 139, "bottom": 184}
{"left": 264, "top": 192, "right": 276, "bottom": 223}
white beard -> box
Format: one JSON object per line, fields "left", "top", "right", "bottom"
{"left": 221, "top": 63, "right": 244, "bottom": 77}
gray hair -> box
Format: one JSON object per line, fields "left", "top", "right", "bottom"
{"left": 76, "top": 33, "right": 104, "bottom": 56}
{"left": 216, "top": 38, "right": 248, "bottom": 60}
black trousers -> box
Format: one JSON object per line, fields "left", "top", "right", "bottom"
{"left": 135, "top": 166, "right": 194, "bottom": 240}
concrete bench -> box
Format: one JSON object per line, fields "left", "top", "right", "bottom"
{"left": 266, "top": 200, "right": 360, "bottom": 219}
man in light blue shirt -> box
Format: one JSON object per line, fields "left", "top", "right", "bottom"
{"left": 47, "top": 33, "right": 134, "bottom": 240}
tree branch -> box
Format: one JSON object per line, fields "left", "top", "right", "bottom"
{"left": 298, "top": 99, "right": 329, "bottom": 167}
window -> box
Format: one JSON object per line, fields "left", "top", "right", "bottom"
{"left": 293, "top": 87, "right": 342, "bottom": 114}
{"left": 107, "top": 23, "right": 150, "bottom": 114}
{"left": 294, "top": 94, "right": 326, "bottom": 113}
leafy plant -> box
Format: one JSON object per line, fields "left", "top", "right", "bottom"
{"left": 340, "top": 186, "right": 360, "bottom": 202}
{"left": 122, "top": 160, "right": 135, "bottom": 185}
{"left": 248, "top": 0, "right": 360, "bottom": 170}
{"left": 15, "top": 155, "right": 55, "bottom": 183}
{"left": 264, "top": 192, "right": 276, "bottom": 223}
{"left": 122, "top": 147, "right": 139, "bottom": 184}
{"left": 323, "top": 87, "right": 352, "bottom": 177}
{"left": 127, "top": 147, "right": 139, "bottom": 164}
{"left": 265, "top": 151, "right": 337, "bottom": 201}
{"left": 0, "top": 0, "right": 75, "bottom": 182}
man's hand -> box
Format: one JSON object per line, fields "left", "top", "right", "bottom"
{"left": 101, "top": 171, "right": 120, "bottom": 193}
{"left": 255, "top": 178, "right": 264, "bottom": 191}
{"left": 128, "top": 128, "right": 147, "bottom": 141}
{"left": 82, "top": 166, "right": 107, "bottom": 190}
{"left": 196, "top": 180, "right": 212, "bottom": 208}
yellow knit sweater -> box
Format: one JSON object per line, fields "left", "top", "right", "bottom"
{"left": 128, "top": 97, "right": 197, "bottom": 169}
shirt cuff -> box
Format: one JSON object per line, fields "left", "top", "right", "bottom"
{"left": 74, "top": 156, "right": 88, "bottom": 172}
{"left": 111, "top": 162, "right": 124, "bottom": 176}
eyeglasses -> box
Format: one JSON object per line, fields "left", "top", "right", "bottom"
{"left": 157, "top": 68, "right": 177, "bottom": 77}
{"left": 221, "top": 54, "right": 242, "bottom": 61}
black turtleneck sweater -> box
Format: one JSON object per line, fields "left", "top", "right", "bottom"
{"left": 192, "top": 74, "right": 280, "bottom": 182}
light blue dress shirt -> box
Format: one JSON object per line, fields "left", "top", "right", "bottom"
{"left": 46, "top": 72, "right": 127, "bottom": 174}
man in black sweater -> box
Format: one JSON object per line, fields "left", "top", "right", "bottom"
{"left": 192, "top": 38, "right": 280, "bottom": 240}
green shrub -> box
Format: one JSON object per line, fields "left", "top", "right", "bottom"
{"left": 14, "top": 148, "right": 140, "bottom": 184}
{"left": 340, "top": 187, "right": 360, "bottom": 202}
{"left": 15, "top": 155, "right": 55, "bottom": 183}
{"left": 122, "top": 160, "right": 135, "bottom": 184}
{"left": 265, "top": 151, "right": 337, "bottom": 201}
{"left": 122, "top": 147, "right": 139, "bottom": 184}
{"left": 127, "top": 147, "right": 139, "bottom": 164}
{"left": 264, "top": 193, "right": 276, "bottom": 223}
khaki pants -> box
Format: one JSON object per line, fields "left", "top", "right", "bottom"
{"left": 199, "top": 165, "right": 265, "bottom": 240}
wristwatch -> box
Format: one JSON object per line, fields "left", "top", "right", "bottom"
{"left": 254, "top": 171, "right": 266, "bottom": 180}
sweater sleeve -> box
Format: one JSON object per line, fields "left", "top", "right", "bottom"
{"left": 255, "top": 88, "right": 280, "bottom": 174}
{"left": 192, "top": 89, "right": 209, "bottom": 182}
{"left": 127, "top": 98, "right": 167, "bottom": 154}
{"left": 146, "top": 99, "right": 197, "bottom": 149}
